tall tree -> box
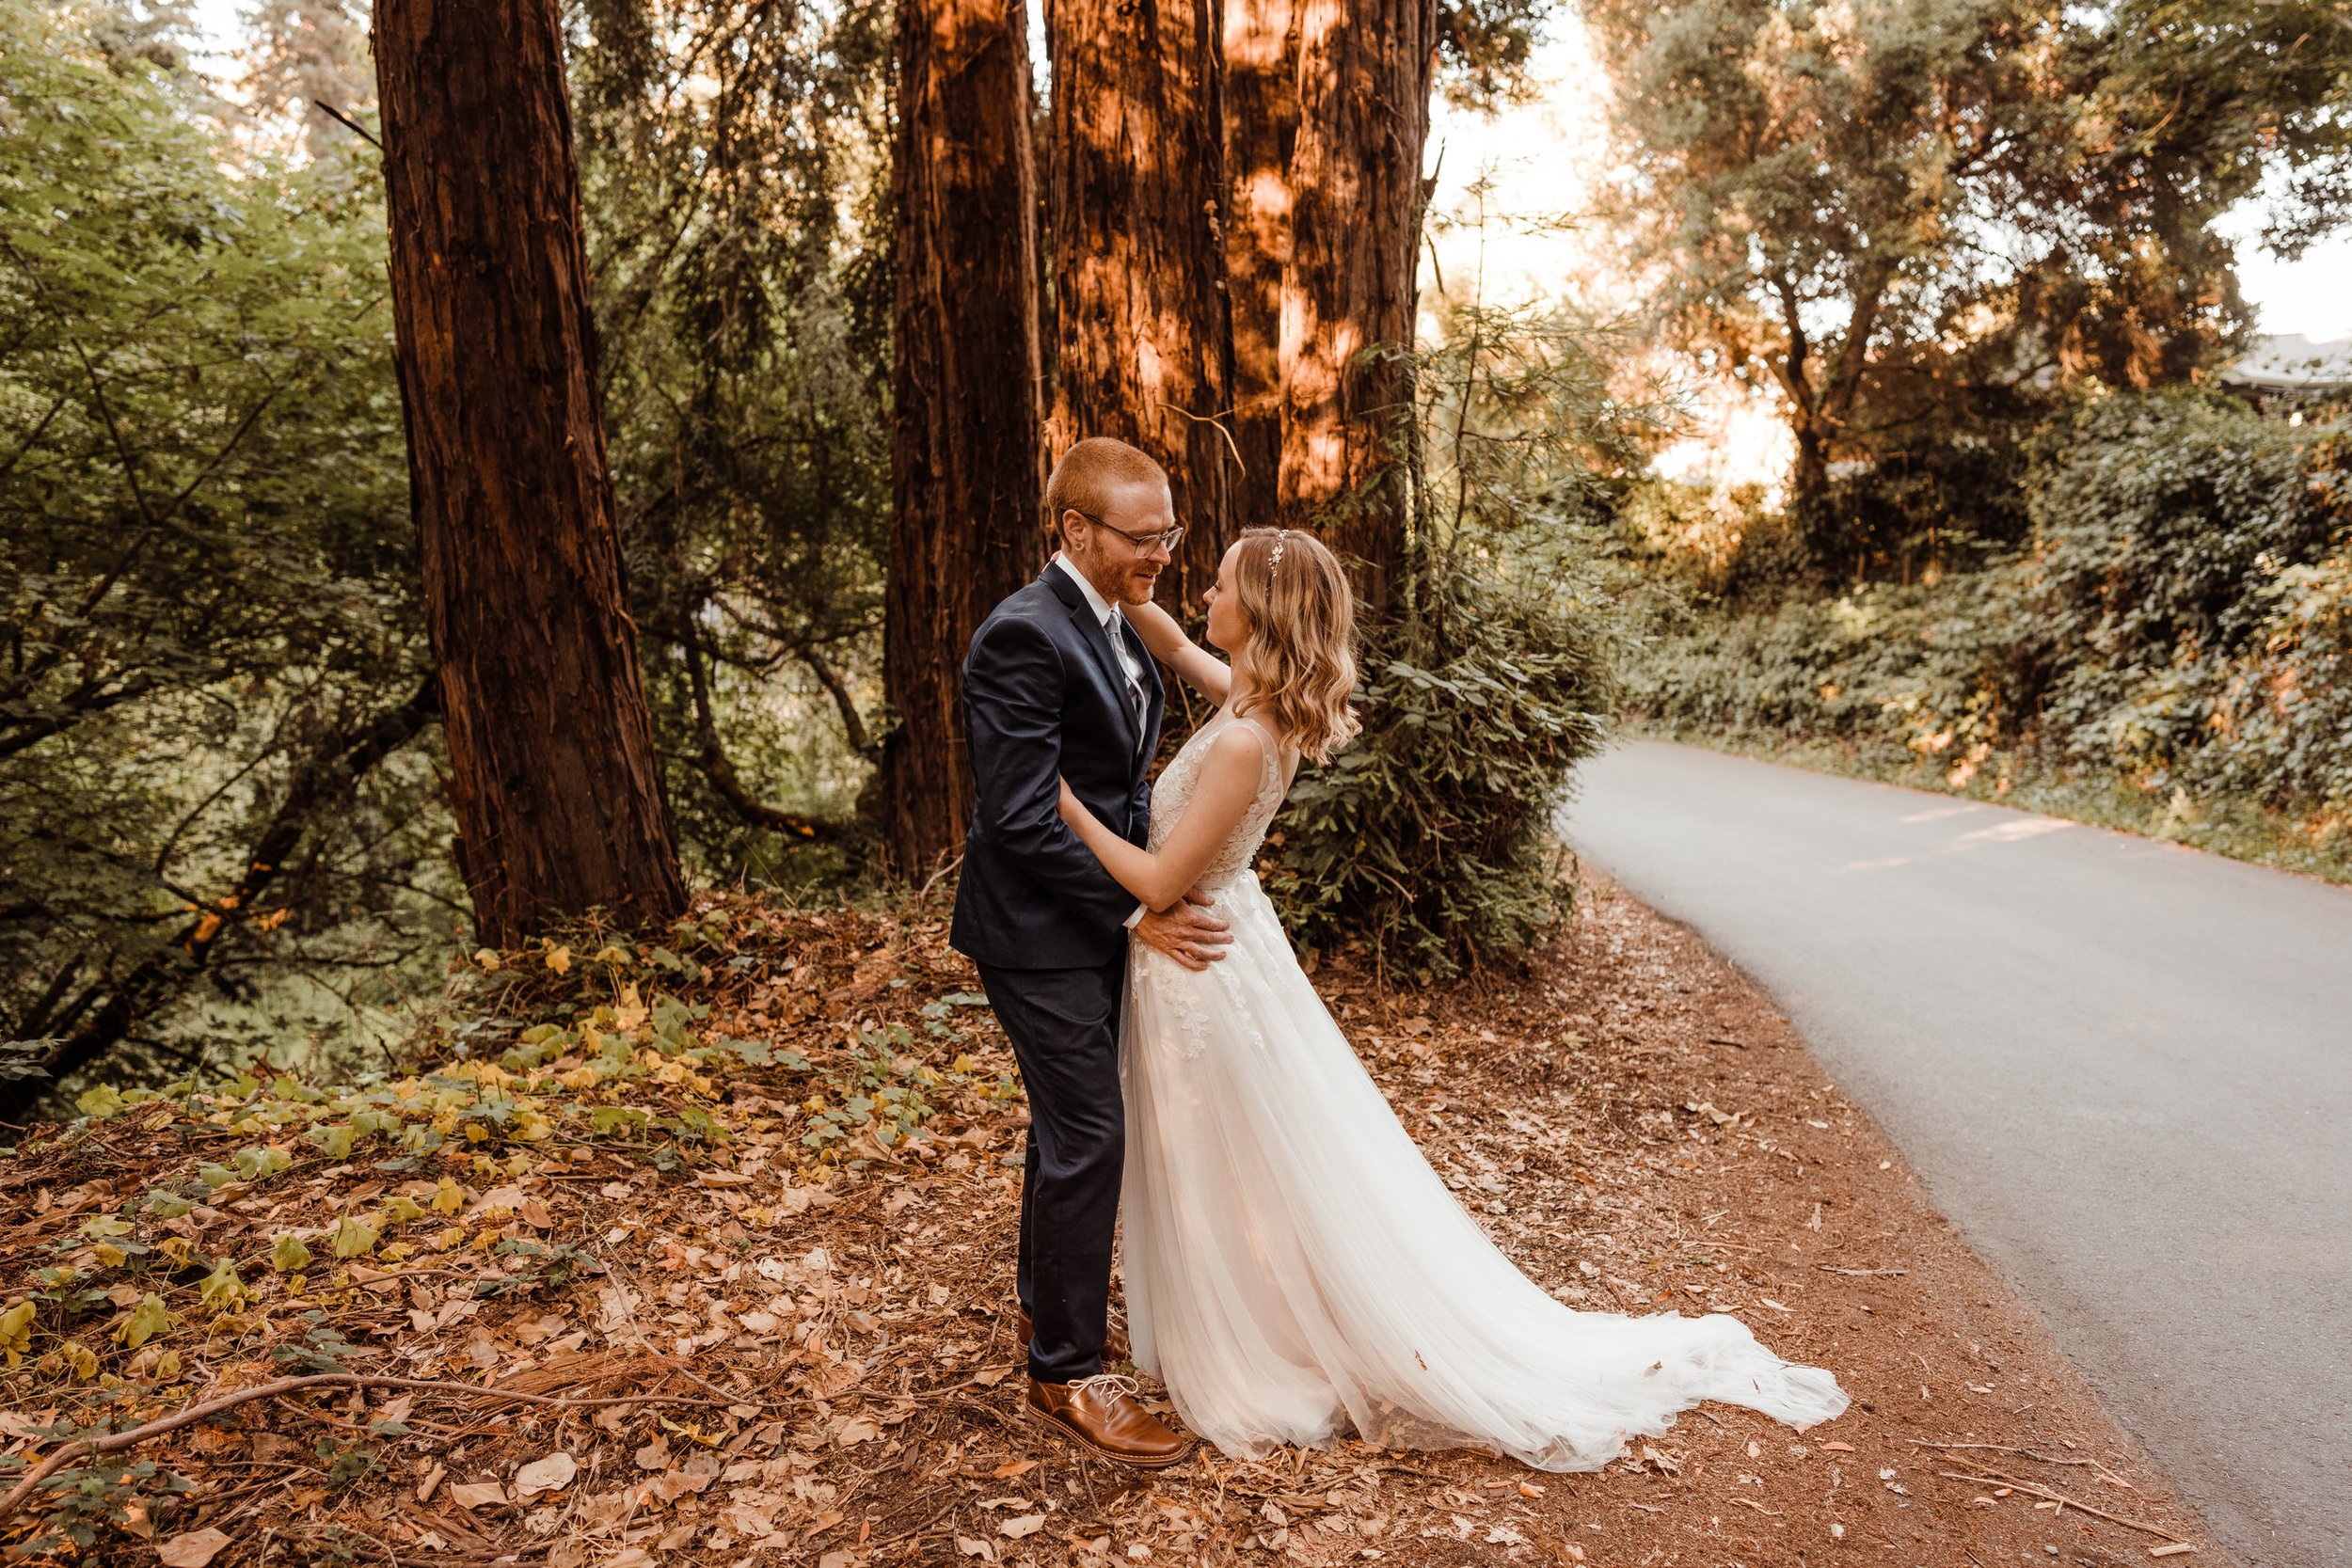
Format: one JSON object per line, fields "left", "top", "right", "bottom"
{"left": 1588, "top": 0, "right": 2352, "bottom": 558}
{"left": 373, "top": 0, "right": 686, "bottom": 945}
{"left": 1277, "top": 0, "right": 1439, "bottom": 612}
{"left": 882, "top": 0, "right": 1049, "bottom": 872}
{"left": 241, "top": 0, "right": 373, "bottom": 153}
{"left": 1224, "top": 0, "right": 1298, "bottom": 530}
{"left": 1046, "top": 0, "right": 1237, "bottom": 609}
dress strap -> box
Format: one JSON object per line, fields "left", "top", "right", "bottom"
{"left": 1229, "top": 713, "right": 1293, "bottom": 800}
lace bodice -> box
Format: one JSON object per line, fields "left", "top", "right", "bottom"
{"left": 1148, "top": 709, "right": 1295, "bottom": 891}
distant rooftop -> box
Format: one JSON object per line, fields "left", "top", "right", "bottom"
{"left": 2221, "top": 333, "right": 2352, "bottom": 392}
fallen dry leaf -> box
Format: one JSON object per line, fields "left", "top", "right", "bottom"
{"left": 991, "top": 1459, "right": 1038, "bottom": 1479}
{"left": 155, "top": 1528, "right": 233, "bottom": 1567}
{"left": 515, "top": 1450, "right": 578, "bottom": 1497}
{"left": 448, "top": 1481, "right": 507, "bottom": 1510}
{"left": 1000, "top": 1513, "right": 1047, "bottom": 1538}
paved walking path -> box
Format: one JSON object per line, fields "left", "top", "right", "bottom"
{"left": 1560, "top": 742, "right": 2352, "bottom": 1568}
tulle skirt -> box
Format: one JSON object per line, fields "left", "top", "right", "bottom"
{"left": 1118, "top": 872, "right": 1850, "bottom": 1470}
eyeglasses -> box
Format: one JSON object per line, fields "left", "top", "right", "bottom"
{"left": 1073, "top": 510, "right": 1185, "bottom": 555}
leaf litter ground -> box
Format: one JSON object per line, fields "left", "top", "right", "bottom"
{"left": 0, "top": 881, "right": 2224, "bottom": 1566}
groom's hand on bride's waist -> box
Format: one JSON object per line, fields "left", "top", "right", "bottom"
{"left": 1134, "top": 891, "right": 1231, "bottom": 971}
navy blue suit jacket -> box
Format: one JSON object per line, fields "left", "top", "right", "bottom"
{"left": 950, "top": 565, "right": 1165, "bottom": 970}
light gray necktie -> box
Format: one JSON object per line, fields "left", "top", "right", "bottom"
{"left": 1108, "top": 609, "right": 1147, "bottom": 741}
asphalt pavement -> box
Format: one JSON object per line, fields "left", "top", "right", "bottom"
{"left": 1559, "top": 741, "right": 2352, "bottom": 1568}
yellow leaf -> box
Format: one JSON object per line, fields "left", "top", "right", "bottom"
{"left": 0, "top": 1300, "right": 33, "bottom": 1367}
{"left": 329, "top": 1216, "right": 379, "bottom": 1259}
{"left": 432, "top": 1176, "right": 467, "bottom": 1214}
{"left": 64, "top": 1340, "right": 99, "bottom": 1379}
{"left": 271, "top": 1234, "right": 312, "bottom": 1273}
{"left": 544, "top": 944, "right": 572, "bottom": 975}
{"left": 113, "top": 1292, "right": 174, "bottom": 1350}
{"left": 198, "top": 1262, "right": 249, "bottom": 1314}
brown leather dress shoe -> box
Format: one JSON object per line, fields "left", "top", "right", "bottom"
{"left": 1016, "top": 1307, "right": 1131, "bottom": 1366}
{"left": 1026, "top": 1374, "right": 1191, "bottom": 1468}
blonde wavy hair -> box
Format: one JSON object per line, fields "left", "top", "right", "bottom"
{"left": 1228, "top": 527, "right": 1361, "bottom": 764}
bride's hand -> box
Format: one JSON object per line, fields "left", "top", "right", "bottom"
{"left": 1057, "top": 777, "right": 1083, "bottom": 825}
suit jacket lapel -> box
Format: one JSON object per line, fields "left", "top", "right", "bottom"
{"left": 1043, "top": 566, "right": 1143, "bottom": 753}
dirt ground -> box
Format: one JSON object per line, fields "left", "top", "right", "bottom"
{"left": 0, "top": 881, "right": 2222, "bottom": 1566}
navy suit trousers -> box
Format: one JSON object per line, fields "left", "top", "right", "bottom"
{"left": 975, "top": 956, "right": 1126, "bottom": 1383}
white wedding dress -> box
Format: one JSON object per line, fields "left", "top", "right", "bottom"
{"left": 1118, "top": 709, "right": 1850, "bottom": 1469}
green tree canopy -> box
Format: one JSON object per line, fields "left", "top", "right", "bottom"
{"left": 0, "top": 0, "right": 439, "bottom": 1111}
{"left": 1589, "top": 0, "right": 2352, "bottom": 566}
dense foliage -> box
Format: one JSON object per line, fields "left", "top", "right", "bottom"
{"left": 1624, "top": 394, "right": 2352, "bottom": 878}
{"left": 1269, "top": 303, "right": 1657, "bottom": 975}
{"left": 572, "top": 0, "right": 896, "bottom": 877}
{"left": 0, "top": 0, "right": 444, "bottom": 1114}
{"left": 1588, "top": 0, "right": 2352, "bottom": 574}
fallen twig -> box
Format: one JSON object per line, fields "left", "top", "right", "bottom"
{"left": 0, "top": 1371, "right": 727, "bottom": 1522}
{"left": 1935, "top": 1469, "right": 2185, "bottom": 1544}
{"left": 1911, "top": 1438, "right": 2134, "bottom": 1489}
{"left": 1817, "top": 1265, "right": 1907, "bottom": 1276}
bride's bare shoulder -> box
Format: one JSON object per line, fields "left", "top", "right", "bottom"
{"left": 1201, "top": 717, "right": 1268, "bottom": 771}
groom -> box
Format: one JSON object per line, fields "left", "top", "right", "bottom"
{"left": 951, "top": 436, "right": 1232, "bottom": 1466}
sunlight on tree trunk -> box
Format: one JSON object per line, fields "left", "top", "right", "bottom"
{"left": 1045, "top": 0, "right": 1237, "bottom": 610}
{"left": 373, "top": 0, "right": 686, "bottom": 946}
{"left": 882, "top": 0, "right": 1049, "bottom": 875}
{"left": 1278, "top": 0, "right": 1438, "bottom": 613}
{"left": 1224, "top": 0, "right": 1298, "bottom": 530}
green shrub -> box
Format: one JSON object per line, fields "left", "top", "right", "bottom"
{"left": 1265, "top": 298, "right": 1645, "bottom": 976}
{"left": 2023, "top": 395, "right": 2350, "bottom": 808}
{"left": 1267, "top": 561, "right": 1613, "bottom": 978}
{"left": 1622, "top": 393, "right": 2352, "bottom": 874}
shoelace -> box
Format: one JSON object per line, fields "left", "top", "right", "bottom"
{"left": 1071, "top": 1371, "right": 1140, "bottom": 1403}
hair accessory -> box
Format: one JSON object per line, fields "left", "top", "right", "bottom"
{"left": 1268, "top": 530, "right": 1290, "bottom": 578}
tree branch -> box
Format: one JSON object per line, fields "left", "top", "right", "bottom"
{"left": 679, "top": 633, "right": 849, "bottom": 843}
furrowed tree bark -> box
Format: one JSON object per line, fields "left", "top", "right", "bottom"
{"left": 372, "top": 0, "right": 686, "bottom": 945}
{"left": 1223, "top": 0, "right": 1298, "bottom": 529}
{"left": 1045, "top": 0, "right": 1237, "bottom": 608}
{"left": 883, "top": 0, "right": 1050, "bottom": 874}
{"left": 1277, "top": 0, "right": 1438, "bottom": 614}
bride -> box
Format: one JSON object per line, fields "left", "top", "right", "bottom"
{"left": 1055, "top": 526, "right": 1849, "bottom": 1469}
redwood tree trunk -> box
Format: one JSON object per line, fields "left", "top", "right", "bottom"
{"left": 373, "top": 0, "right": 686, "bottom": 946}
{"left": 1277, "top": 0, "right": 1438, "bottom": 612}
{"left": 1223, "top": 0, "right": 1297, "bottom": 530}
{"left": 1046, "top": 0, "right": 1236, "bottom": 609}
{"left": 882, "top": 0, "right": 1050, "bottom": 874}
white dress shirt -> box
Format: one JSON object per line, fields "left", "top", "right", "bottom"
{"left": 1053, "top": 554, "right": 1151, "bottom": 930}
{"left": 1053, "top": 554, "right": 1148, "bottom": 728}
